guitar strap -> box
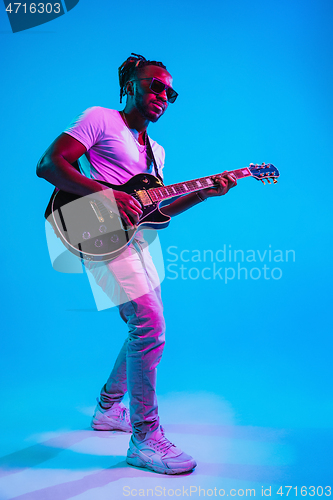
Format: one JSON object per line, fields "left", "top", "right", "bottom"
{"left": 146, "top": 135, "right": 164, "bottom": 184}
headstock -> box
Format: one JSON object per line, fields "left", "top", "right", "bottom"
{"left": 249, "top": 163, "right": 280, "bottom": 185}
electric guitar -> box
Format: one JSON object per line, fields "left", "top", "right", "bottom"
{"left": 48, "top": 163, "right": 279, "bottom": 262}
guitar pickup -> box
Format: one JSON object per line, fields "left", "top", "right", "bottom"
{"left": 89, "top": 200, "right": 104, "bottom": 222}
{"left": 135, "top": 190, "right": 153, "bottom": 206}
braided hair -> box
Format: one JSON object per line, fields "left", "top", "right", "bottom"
{"left": 118, "top": 53, "right": 167, "bottom": 103}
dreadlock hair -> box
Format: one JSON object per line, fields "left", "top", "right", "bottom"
{"left": 118, "top": 53, "right": 167, "bottom": 103}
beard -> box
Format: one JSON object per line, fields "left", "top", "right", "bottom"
{"left": 134, "top": 91, "right": 161, "bottom": 123}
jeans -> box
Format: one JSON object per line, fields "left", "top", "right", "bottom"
{"left": 84, "top": 236, "right": 165, "bottom": 436}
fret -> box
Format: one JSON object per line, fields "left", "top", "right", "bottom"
{"left": 200, "top": 177, "right": 213, "bottom": 187}
{"left": 149, "top": 189, "right": 158, "bottom": 202}
{"left": 147, "top": 169, "right": 252, "bottom": 203}
{"left": 233, "top": 168, "right": 251, "bottom": 179}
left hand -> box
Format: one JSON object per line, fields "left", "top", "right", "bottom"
{"left": 199, "top": 171, "right": 237, "bottom": 199}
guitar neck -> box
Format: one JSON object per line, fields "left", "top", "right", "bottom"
{"left": 148, "top": 167, "right": 252, "bottom": 203}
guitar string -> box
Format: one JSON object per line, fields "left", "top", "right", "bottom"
{"left": 148, "top": 166, "right": 275, "bottom": 201}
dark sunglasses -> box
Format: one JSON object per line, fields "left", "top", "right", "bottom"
{"left": 133, "top": 77, "right": 178, "bottom": 103}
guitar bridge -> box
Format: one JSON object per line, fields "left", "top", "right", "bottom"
{"left": 89, "top": 200, "right": 104, "bottom": 222}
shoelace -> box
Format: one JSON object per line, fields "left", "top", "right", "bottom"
{"left": 121, "top": 408, "right": 130, "bottom": 423}
{"left": 98, "top": 399, "right": 130, "bottom": 423}
{"left": 154, "top": 434, "right": 175, "bottom": 454}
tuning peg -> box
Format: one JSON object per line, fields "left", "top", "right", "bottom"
{"left": 261, "top": 179, "right": 265, "bottom": 185}
{"left": 273, "top": 178, "right": 278, "bottom": 184}
{"left": 267, "top": 178, "right": 271, "bottom": 184}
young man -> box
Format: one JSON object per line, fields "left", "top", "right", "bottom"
{"left": 37, "top": 53, "right": 237, "bottom": 475}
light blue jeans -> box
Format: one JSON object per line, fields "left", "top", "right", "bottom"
{"left": 84, "top": 236, "right": 165, "bottom": 436}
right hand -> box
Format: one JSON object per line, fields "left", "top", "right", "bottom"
{"left": 100, "top": 187, "right": 143, "bottom": 227}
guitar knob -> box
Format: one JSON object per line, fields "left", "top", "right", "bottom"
{"left": 82, "top": 232, "right": 91, "bottom": 240}
{"left": 99, "top": 225, "right": 107, "bottom": 233}
{"left": 94, "top": 239, "right": 103, "bottom": 248}
{"left": 110, "top": 235, "right": 119, "bottom": 243}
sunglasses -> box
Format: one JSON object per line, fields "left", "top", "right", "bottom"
{"left": 133, "top": 77, "right": 178, "bottom": 103}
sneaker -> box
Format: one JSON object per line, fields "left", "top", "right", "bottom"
{"left": 126, "top": 426, "right": 197, "bottom": 474}
{"left": 91, "top": 399, "right": 131, "bottom": 432}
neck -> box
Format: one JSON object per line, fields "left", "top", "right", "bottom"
{"left": 121, "top": 106, "right": 149, "bottom": 134}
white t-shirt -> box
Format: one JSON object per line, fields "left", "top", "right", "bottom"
{"left": 64, "top": 107, "right": 165, "bottom": 185}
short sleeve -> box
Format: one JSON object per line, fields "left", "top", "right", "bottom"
{"left": 64, "top": 107, "right": 105, "bottom": 150}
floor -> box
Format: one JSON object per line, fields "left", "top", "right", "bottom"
{"left": 0, "top": 392, "right": 332, "bottom": 500}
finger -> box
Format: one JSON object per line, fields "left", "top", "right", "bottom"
{"left": 115, "top": 202, "right": 142, "bottom": 219}
{"left": 125, "top": 205, "right": 143, "bottom": 221}
{"left": 129, "top": 205, "right": 143, "bottom": 217}
{"left": 121, "top": 212, "right": 135, "bottom": 227}
{"left": 214, "top": 182, "right": 228, "bottom": 196}
{"left": 213, "top": 174, "right": 229, "bottom": 184}
{"left": 123, "top": 212, "right": 139, "bottom": 226}
{"left": 217, "top": 174, "right": 236, "bottom": 188}
{"left": 130, "top": 198, "right": 143, "bottom": 211}
{"left": 213, "top": 174, "right": 227, "bottom": 182}
{"left": 124, "top": 207, "right": 142, "bottom": 226}
{"left": 127, "top": 199, "right": 143, "bottom": 215}
{"left": 116, "top": 198, "right": 142, "bottom": 216}
{"left": 217, "top": 178, "right": 228, "bottom": 190}
{"left": 226, "top": 174, "right": 237, "bottom": 186}
{"left": 128, "top": 194, "right": 143, "bottom": 209}
{"left": 115, "top": 192, "right": 142, "bottom": 212}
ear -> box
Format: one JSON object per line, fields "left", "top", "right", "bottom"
{"left": 125, "top": 81, "right": 134, "bottom": 96}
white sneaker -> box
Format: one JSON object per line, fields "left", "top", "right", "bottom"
{"left": 91, "top": 399, "right": 131, "bottom": 432}
{"left": 126, "top": 426, "right": 197, "bottom": 474}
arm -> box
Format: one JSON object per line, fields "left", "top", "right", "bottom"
{"left": 162, "top": 172, "right": 237, "bottom": 217}
{"left": 37, "top": 133, "right": 99, "bottom": 196}
{"left": 37, "top": 133, "right": 142, "bottom": 226}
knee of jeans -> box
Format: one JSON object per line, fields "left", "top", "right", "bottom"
{"left": 128, "top": 333, "right": 165, "bottom": 360}
{"left": 149, "top": 310, "right": 166, "bottom": 335}
{"left": 128, "top": 303, "right": 165, "bottom": 333}
{"left": 128, "top": 309, "right": 165, "bottom": 345}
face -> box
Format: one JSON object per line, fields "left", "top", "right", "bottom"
{"left": 131, "top": 65, "right": 174, "bottom": 123}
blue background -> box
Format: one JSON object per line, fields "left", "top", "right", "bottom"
{"left": 1, "top": 0, "right": 332, "bottom": 490}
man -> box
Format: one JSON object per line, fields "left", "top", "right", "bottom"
{"left": 37, "top": 53, "right": 237, "bottom": 475}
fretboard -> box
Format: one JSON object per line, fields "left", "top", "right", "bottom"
{"left": 148, "top": 167, "right": 252, "bottom": 203}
